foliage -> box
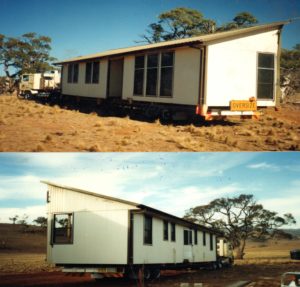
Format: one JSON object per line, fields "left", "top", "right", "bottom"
{"left": 217, "top": 12, "right": 258, "bottom": 32}
{"left": 139, "top": 7, "right": 216, "bottom": 43}
{"left": 33, "top": 216, "right": 47, "bottom": 228}
{"left": 139, "top": 8, "right": 258, "bottom": 43}
{"left": 280, "top": 44, "right": 300, "bottom": 99}
{"left": 184, "top": 194, "right": 296, "bottom": 259}
{"left": 17, "top": 214, "right": 29, "bottom": 227}
{"left": 9, "top": 215, "right": 19, "bottom": 224}
{"left": 0, "top": 32, "right": 56, "bottom": 80}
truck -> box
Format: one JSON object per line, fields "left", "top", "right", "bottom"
{"left": 18, "top": 70, "right": 60, "bottom": 99}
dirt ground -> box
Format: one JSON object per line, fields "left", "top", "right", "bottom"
{"left": 0, "top": 94, "right": 299, "bottom": 151}
{"left": 1, "top": 239, "right": 300, "bottom": 287}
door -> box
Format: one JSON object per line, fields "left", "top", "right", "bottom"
{"left": 183, "top": 229, "right": 193, "bottom": 262}
{"left": 107, "top": 58, "right": 124, "bottom": 98}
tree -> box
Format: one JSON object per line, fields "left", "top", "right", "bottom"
{"left": 0, "top": 32, "right": 56, "bottom": 80}
{"left": 217, "top": 12, "right": 258, "bottom": 32}
{"left": 33, "top": 216, "right": 47, "bottom": 228}
{"left": 139, "top": 7, "right": 216, "bottom": 43}
{"left": 280, "top": 44, "right": 300, "bottom": 100}
{"left": 9, "top": 215, "right": 19, "bottom": 224}
{"left": 184, "top": 194, "right": 296, "bottom": 259}
{"left": 17, "top": 214, "right": 29, "bottom": 227}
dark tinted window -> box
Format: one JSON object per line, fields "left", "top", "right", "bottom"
{"left": 144, "top": 215, "right": 152, "bottom": 245}
{"left": 73, "top": 63, "right": 79, "bottom": 83}
{"left": 210, "top": 233, "right": 214, "bottom": 250}
{"left": 194, "top": 230, "right": 198, "bottom": 245}
{"left": 163, "top": 220, "right": 168, "bottom": 240}
{"left": 146, "top": 68, "right": 158, "bottom": 96}
{"left": 161, "top": 52, "right": 173, "bottom": 66}
{"left": 92, "top": 62, "right": 100, "bottom": 84}
{"left": 171, "top": 223, "right": 176, "bottom": 241}
{"left": 147, "top": 54, "right": 158, "bottom": 68}
{"left": 203, "top": 231, "right": 206, "bottom": 246}
{"left": 85, "top": 62, "right": 92, "bottom": 84}
{"left": 258, "top": 53, "right": 274, "bottom": 68}
{"left": 257, "top": 53, "right": 275, "bottom": 99}
{"left": 135, "top": 56, "right": 145, "bottom": 69}
{"left": 53, "top": 213, "right": 73, "bottom": 244}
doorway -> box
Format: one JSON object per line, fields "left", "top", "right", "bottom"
{"left": 107, "top": 58, "right": 124, "bottom": 98}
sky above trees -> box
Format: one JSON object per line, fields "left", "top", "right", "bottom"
{"left": 0, "top": 152, "right": 299, "bottom": 227}
{"left": 1, "top": 0, "right": 299, "bottom": 67}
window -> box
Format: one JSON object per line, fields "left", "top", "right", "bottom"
{"left": 85, "top": 61, "right": 100, "bottom": 84}
{"left": 171, "top": 223, "right": 176, "bottom": 242}
{"left": 184, "top": 230, "right": 192, "bottom": 245}
{"left": 22, "top": 75, "right": 29, "bottom": 82}
{"left": 144, "top": 215, "right": 152, "bottom": 245}
{"left": 210, "top": 233, "right": 214, "bottom": 251}
{"left": 67, "top": 63, "right": 79, "bottom": 83}
{"left": 257, "top": 53, "right": 275, "bottom": 100}
{"left": 194, "top": 230, "right": 198, "bottom": 245}
{"left": 134, "top": 55, "right": 145, "bottom": 95}
{"left": 163, "top": 220, "right": 168, "bottom": 240}
{"left": 160, "top": 52, "right": 174, "bottom": 97}
{"left": 203, "top": 231, "right": 206, "bottom": 246}
{"left": 146, "top": 54, "right": 158, "bottom": 96}
{"left": 133, "top": 51, "right": 174, "bottom": 97}
{"left": 53, "top": 213, "right": 73, "bottom": 244}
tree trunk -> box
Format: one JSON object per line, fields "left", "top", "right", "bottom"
{"left": 235, "top": 239, "right": 246, "bottom": 259}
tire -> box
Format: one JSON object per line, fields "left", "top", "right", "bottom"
{"left": 23, "top": 92, "right": 31, "bottom": 100}
{"left": 143, "top": 268, "right": 151, "bottom": 280}
{"left": 150, "top": 268, "right": 161, "bottom": 280}
{"left": 217, "top": 262, "right": 223, "bottom": 269}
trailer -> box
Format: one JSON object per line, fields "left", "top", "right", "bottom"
{"left": 18, "top": 70, "right": 60, "bottom": 99}
{"left": 54, "top": 21, "right": 289, "bottom": 121}
{"left": 42, "top": 181, "right": 232, "bottom": 280}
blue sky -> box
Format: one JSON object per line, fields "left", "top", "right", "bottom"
{"left": 0, "top": 152, "right": 299, "bottom": 228}
{"left": 1, "top": 0, "right": 299, "bottom": 65}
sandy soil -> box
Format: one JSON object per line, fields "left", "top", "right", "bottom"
{"left": 0, "top": 94, "right": 299, "bottom": 151}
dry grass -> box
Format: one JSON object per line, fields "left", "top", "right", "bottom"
{"left": 0, "top": 94, "right": 299, "bottom": 151}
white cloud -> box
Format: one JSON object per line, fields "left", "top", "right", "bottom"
{"left": 247, "top": 162, "right": 280, "bottom": 171}
{"left": 147, "top": 183, "right": 244, "bottom": 217}
{"left": 259, "top": 196, "right": 300, "bottom": 228}
{"left": 0, "top": 174, "right": 43, "bottom": 200}
{"left": 0, "top": 205, "right": 46, "bottom": 224}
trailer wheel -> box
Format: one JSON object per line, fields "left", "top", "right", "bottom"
{"left": 150, "top": 268, "right": 161, "bottom": 280}
{"left": 23, "top": 91, "right": 31, "bottom": 100}
{"left": 143, "top": 268, "right": 151, "bottom": 280}
{"left": 217, "top": 262, "right": 223, "bottom": 269}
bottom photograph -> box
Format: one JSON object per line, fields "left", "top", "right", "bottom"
{"left": 0, "top": 152, "right": 299, "bottom": 287}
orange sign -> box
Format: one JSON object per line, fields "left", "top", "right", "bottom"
{"left": 230, "top": 100, "right": 257, "bottom": 111}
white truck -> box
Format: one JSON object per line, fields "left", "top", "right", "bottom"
{"left": 18, "top": 70, "right": 61, "bottom": 99}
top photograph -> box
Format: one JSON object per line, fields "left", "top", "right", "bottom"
{"left": 0, "top": 0, "right": 299, "bottom": 152}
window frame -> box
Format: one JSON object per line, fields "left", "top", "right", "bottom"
{"left": 52, "top": 213, "right": 74, "bottom": 245}
{"left": 194, "top": 229, "right": 198, "bottom": 245}
{"left": 163, "top": 220, "right": 168, "bottom": 241}
{"left": 133, "top": 51, "right": 174, "bottom": 98}
{"left": 171, "top": 222, "right": 176, "bottom": 242}
{"left": 256, "top": 52, "right": 275, "bottom": 101}
{"left": 85, "top": 61, "right": 100, "bottom": 84}
{"left": 67, "top": 63, "right": 79, "bottom": 84}
{"left": 203, "top": 231, "right": 206, "bottom": 246}
{"left": 143, "top": 214, "right": 153, "bottom": 245}
{"left": 210, "top": 233, "right": 214, "bottom": 251}
{"left": 184, "top": 229, "right": 193, "bottom": 245}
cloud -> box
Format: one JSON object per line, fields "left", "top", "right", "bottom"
{"left": 247, "top": 162, "right": 280, "bottom": 171}
{"left": 0, "top": 174, "right": 43, "bottom": 200}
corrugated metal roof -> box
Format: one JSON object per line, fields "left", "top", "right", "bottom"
{"left": 55, "top": 21, "right": 288, "bottom": 65}
{"left": 41, "top": 180, "right": 220, "bottom": 234}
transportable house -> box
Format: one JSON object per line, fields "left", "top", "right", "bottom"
{"left": 42, "top": 181, "right": 222, "bottom": 278}
{"left": 55, "top": 21, "right": 288, "bottom": 119}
